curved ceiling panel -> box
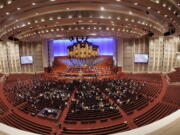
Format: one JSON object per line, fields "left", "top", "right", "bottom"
{"left": 0, "top": 0, "right": 179, "bottom": 41}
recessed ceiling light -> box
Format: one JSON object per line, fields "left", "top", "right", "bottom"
{"left": 41, "top": 18, "right": 45, "bottom": 22}
{"left": 0, "top": 5, "right": 4, "bottom": 9}
{"left": 57, "top": 16, "right": 61, "bottom": 19}
{"left": 7, "top": 0, "right": 12, "bottom": 4}
{"left": 6, "top": 12, "right": 10, "bottom": 15}
{"left": 100, "top": 15, "right": 104, "bottom": 19}
{"left": 68, "top": 15, "right": 72, "bottom": 18}
{"left": 147, "top": 7, "right": 151, "bottom": 10}
{"left": 129, "top": 11, "right": 133, "bottom": 15}
{"left": 164, "top": 14, "right": 168, "bottom": 18}
{"left": 90, "top": 33, "right": 97, "bottom": 36}
{"left": 100, "top": 6, "right": 105, "bottom": 11}
{"left": 17, "top": 7, "right": 21, "bottom": 10}
{"left": 49, "top": 17, "right": 53, "bottom": 20}
{"left": 162, "top": 3, "right": 166, "bottom": 7}
{"left": 134, "top": 3, "right": 138, "bottom": 6}
{"left": 32, "top": 3, "right": 36, "bottom": 6}
{"left": 168, "top": 7, "right": 171, "bottom": 10}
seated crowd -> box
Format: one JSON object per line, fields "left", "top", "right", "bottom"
{"left": 4, "top": 78, "right": 74, "bottom": 119}
{"left": 4, "top": 77, "right": 149, "bottom": 121}
{"left": 66, "top": 80, "right": 119, "bottom": 121}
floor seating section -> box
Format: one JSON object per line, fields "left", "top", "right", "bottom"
{"left": 0, "top": 73, "right": 179, "bottom": 135}
{"left": 134, "top": 103, "right": 178, "bottom": 127}
{"left": 163, "top": 85, "right": 180, "bottom": 106}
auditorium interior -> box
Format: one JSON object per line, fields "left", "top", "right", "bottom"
{"left": 0, "top": 0, "right": 180, "bottom": 135}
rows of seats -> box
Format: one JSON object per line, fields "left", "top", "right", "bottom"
{"left": 134, "top": 103, "right": 178, "bottom": 127}
{"left": 167, "top": 69, "right": 180, "bottom": 82}
{"left": 66, "top": 110, "right": 121, "bottom": 121}
{"left": 62, "top": 122, "right": 129, "bottom": 135}
{"left": 0, "top": 111, "right": 52, "bottom": 135}
{"left": 19, "top": 102, "right": 37, "bottom": 114}
{"left": 138, "top": 83, "right": 161, "bottom": 97}
{"left": 6, "top": 74, "right": 38, "bottom": 83}
{"left": 163, "top": 85, "right": 180, "bottom": 106}
{"left": 66, "top": 80, "right": 121, "bottom": 122}
{"left": 120, "top": 96, "right": 149, "bottom": 114}
{"left": 125, "top": 74, "right": 162, "bottom": 83}
{"left": 0, "top": 98, "right": 8, "bottom": 114}
{"left": 102, "top": 79, "right": 150, "bottom": 114}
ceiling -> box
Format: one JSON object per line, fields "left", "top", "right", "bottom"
{"left": 0, "top": 0, "right": 179, "bottom": 41}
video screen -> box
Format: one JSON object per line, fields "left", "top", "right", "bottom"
{"left": 134, "top": 54, "right": 149, "bottom": 63}
{"left": 21, "top": 56, "right": 33, "bottom": 64}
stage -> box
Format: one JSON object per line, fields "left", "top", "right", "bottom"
{"left": 47, "top": 56, "right": 122, "bottom": 80}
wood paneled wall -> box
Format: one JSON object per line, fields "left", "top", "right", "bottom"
{"left": 120, "top": 36, "right": 180, "bottom": 73}
{"left": 0, "top": 41, "right": 44, "bottom": 74}
{"left": 122, "top": 38, "right": 149, "bottom": 73}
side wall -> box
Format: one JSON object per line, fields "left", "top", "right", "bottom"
{"left": 117, "top": 36, "right": 180, "bottom": 73}
{"left": 0, "top": 41, "right": 44, "bottom": 74}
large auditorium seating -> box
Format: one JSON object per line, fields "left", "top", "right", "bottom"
{"left": 65, "top": 81, "right": 121, "bottom": 122}
{"left": 62, "top": 122, "right": 129, "bottom": 135}
{"left": 134, "top": 103, "right": 178, "bottom": 127}
{"left": 0, "top": 111, "right": 52, "bottom": 135}
{"left": 163, "top": 85, "right": 180, "bottom": 106}
{"left": 0, "top": 73, "right": 179, "bottom": 135}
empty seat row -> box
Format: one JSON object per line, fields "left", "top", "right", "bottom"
{"left": 163, "top": 85, "right": 180, "bottom": 106}
{"left": 62, "top": 122, "right": 129, "bottom": 135}
{"left": 134, "top": 103, "right": 178, "bottom": 127}
{"left": 0, "top": 112, "right": 52, "bottom": 135}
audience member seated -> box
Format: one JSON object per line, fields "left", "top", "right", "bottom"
{"left": 4, "top": 78, "right": 74, "bottom": 120}
{"left": 66, "top": 80, "right": 120, "bottom": 121}
{"left": 102, "top": 79, "right": 148, "bottom": 114}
